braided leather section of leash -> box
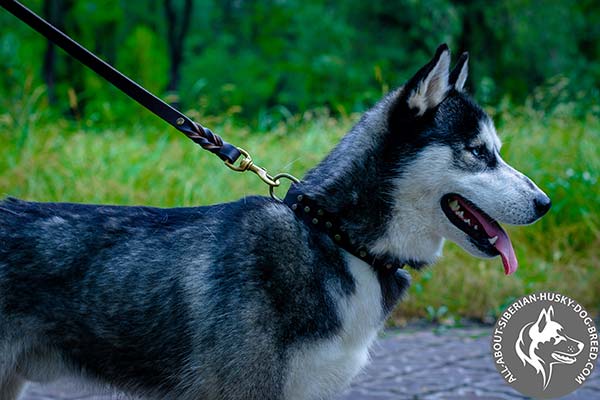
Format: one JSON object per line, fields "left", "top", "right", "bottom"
{"left": 190, "top": 123, "right": 223, "bottom": 149}
{"left": 187, "top": 122, "right": 241, "bottom": 163}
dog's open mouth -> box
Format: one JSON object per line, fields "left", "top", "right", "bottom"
{"left": 441, "top": 193, "right": 517, "bottom": 275}
{"left": 552, "top": 351, "right": 577, "bottom": 364}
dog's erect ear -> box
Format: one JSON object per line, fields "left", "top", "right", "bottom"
{"left": 449, "top": 52, "right": 469, "bottom": 92}
{"left": 401, "top": 44, "right": 451, "bottom": 116}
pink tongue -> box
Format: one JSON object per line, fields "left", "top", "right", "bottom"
{"left": 477, "top": 217, "right": 518, "bottom": 275}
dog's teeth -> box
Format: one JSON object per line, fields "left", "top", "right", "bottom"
{"left": 449, "top": 200, "right": 460, "bottom": 211}
{"left": 456, "top": 211, "right": 464, "bottom": 218}
{"left": 474, "top": 225, "right": 479, "bottom": 230}
{"left": 465, "top": 219, "right": 471, "bottom": 225}
{"left": 488, "top": 236, "right": 498, "bottom": 245}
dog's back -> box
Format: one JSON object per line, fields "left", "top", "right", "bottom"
{"left": 0, "top": 198, "right": 219, "bottom": 394}
{"left": 0, "top": 197, "right": 362, "bottom": 399}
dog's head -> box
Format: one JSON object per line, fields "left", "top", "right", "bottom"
{"left": 371, "top": 44, "right": 550, "bottom": 274}
{"left": 516, "top": 306, "right": 584, "bottom": 388}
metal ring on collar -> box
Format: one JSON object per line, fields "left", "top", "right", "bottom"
{"left": 269, "top": 173, "right": 300, "bottom": 201}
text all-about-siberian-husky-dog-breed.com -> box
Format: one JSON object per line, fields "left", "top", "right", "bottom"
{"left": 0, "top": 44, "right": 550, "bottom": 400}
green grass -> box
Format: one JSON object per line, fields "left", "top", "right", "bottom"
{"left": 1, "top": 105, "right": 598, "bottom": 324}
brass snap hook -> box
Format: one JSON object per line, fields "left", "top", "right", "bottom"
{"left": 224, "top": 147, "right": 281, "bottom": 187}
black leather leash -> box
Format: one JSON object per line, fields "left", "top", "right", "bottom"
{"left": 3, "top": 0, "right": 403, "bottom": 272}
{"left": 0, "top": 0, "right": 241, "bottom": 164}
{"left": 1, "top": 0, "right": 289, "bottom": 188}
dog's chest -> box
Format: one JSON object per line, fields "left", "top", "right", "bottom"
{"left": 283, "top": 256, "right": 383, "bottom": 400}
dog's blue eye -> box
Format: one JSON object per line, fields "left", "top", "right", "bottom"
{"left": 468, "top": 146, "right": 483, "bottom": 157}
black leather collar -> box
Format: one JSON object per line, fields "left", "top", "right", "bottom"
{"left": 283, "top": 184, "right": 405, "bottom": 273}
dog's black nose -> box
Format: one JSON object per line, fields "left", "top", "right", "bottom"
{"left": 534, "top": 194, "right": 551, "bottom": 217}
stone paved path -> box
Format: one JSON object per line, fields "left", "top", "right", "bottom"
{"left": 20, "top": 327, "right": 600, "bottom": 400}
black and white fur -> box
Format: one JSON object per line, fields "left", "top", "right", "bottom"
{"left": 0, "top": 45, "right": 550, "bottom": 400}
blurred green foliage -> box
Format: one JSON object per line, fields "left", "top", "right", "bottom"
{"left": 1, "top": 0, "right": 599, "bottom": 126}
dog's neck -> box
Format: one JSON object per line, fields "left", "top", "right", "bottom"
{"left": 296, "top": 97, "right": 443, "bottom": 268}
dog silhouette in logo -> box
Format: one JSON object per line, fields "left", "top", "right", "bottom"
{"left": 515, "top": 306, "right": 584, "bottom": 389}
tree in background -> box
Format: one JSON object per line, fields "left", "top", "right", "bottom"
{"left": 41, "top": 0, "right": 65, "bottom": 105}
{"left": 164, "top": 0, "right": 193, "bottom": 109}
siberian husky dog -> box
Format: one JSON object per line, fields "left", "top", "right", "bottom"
{"left": 0, "top": 44, "right": 550, "bottom": 400}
